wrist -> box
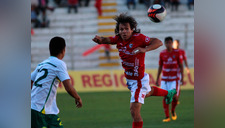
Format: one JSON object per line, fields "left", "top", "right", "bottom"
{"left": 75, "top": 96, "right": 80, "bottom": 101}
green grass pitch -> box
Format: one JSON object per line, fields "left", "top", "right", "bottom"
{"left": 57, "top": 90, "right": 194, "bottom": 128}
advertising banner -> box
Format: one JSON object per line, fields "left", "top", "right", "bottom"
{"left": 57, "top": 68, "right": 194, "bottom": 93}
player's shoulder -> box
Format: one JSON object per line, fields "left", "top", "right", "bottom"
{"left": 173, "top": 49, "right": 181, "bottom": 53}
{"left": 133, "top": 33, "right": 150, "bottom": 42}
{"left": 133, "top": 33, "right": 147, "bottom": 38}
{"left": 180, "top": 49, "right": 186, "bottom": 54}
{"left": 41, "top": 56, "right": 66, "bottom": 68}
{"left": 161, "top": 49, "right": 167, "bottom": 53}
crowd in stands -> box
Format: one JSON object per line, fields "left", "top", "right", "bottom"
{"left": 31, "top": 0, "right": 55, "bottom": 28}
{"left": 129, "top": 0, "right": 194, "bottom": 11}
{"left": 31, "top": 0, "right": 194, "bottom": 29}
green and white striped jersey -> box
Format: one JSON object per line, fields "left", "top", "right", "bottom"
{"left": 31, "top": 56, "right": 70, "bottom": 114}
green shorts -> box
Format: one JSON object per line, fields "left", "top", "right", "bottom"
{"left": 31, "top": 109, "right": 63, "bottom": 128}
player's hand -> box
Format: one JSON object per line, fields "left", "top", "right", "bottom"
{"left": 185, "top": 67, "right": 190, "bottom": 74}
{"left": 155, "top": 80, "right": 160, "bottom": 86}
{"left": 132, "top": 47, "right": 146, "bottom": 54}
{"left": 180, "top": 78, "right": 184, "bottom": 85}
{"left": 92, "top": 35, "right": 102, "bottom": 44}
{"left": 75, "top": 98, "right": 82, "bottom": 108}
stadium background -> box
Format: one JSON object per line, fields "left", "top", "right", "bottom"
{"left": 31, "top": 0, "right": 194, "bottom": 127}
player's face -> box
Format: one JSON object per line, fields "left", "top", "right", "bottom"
{"left": 119, "top": 23, "right": 134, "bottom": 41}
{"left": 165, "top": 40, "right": 173, "bottom": 50}
{"left": 173, "top": 40, "right": 179, "bottom": 49}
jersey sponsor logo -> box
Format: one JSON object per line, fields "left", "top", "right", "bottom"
{"left": 122, "top": 61, "right": 134, "bottom": 67}
{"left": 168, "top": 57, "right": 172, "bottom": 62}
{"left": 164, "top": 61, "right": 177, "bottom": 64}
{"left": 129, "top": 43, "right": 133, "bottom": 48}
{"left": 180, "top": 55, "right": 183, "bottom": 59}
{"left": 145, "top": 37, "right": 150, "bottom": 42}
{"left": 134, "top": 66, "right": 139, "bottom": 76}
{"left": 118, "top": 46, "right": 134, "bottom": 55}
{"left": 134, "top": 58, "right": 139, "bottom": 76}
{"left": 125, "top": 71, "right": 133, "bottom": 76}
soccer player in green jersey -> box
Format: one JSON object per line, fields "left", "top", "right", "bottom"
{"left": 31, "top": 36, "right": 82, "bottom": 128}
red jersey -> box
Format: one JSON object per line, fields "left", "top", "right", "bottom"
{"left": 177, "top": 48, "right": 187, "bottom": 79}
{"left": 109, "top": 33, "right": 151, "bottom": 80}
{"left": 178, "top": 48, "right": 187, "bottom": 61}
{"left": 68, "top": 0, "right": 78, "bottom": 5}
{"left": 159, "top": 49, "right": 183, "bottom": 81}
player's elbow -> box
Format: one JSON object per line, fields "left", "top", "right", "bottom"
{"left": 158, "top": 40, "right": 163, "bottom": 46}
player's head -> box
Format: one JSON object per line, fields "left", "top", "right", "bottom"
{"left": 173, "top": 39, "right": 180, "bottom": 49}
{"left": 164, "top": 36, "right": 173, "bottom": 50}
{"left": 114, "top": 13, "right": 140, "bottom": 40}
{"left": 49, "top": 36, "right": 66, "bottom": 58}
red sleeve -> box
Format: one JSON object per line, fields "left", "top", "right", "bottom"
{"left": 141, "top": 34, "right": 151, "bottom": 46}
{"left": 182, "top": 50, "right": 187, "bottom": 60}
{"left": 178, "top": 51, "right": 183, "bottom": 65}
{"left": 159, "top": 52, "right": 163, "bottom": 66}
{"left": 109, "top": 35, "right": 119, "bottom": 44}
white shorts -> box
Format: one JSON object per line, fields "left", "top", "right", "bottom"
{"left": 161, "top": 80, "right": 180, "bottom": 96}
{"left": 126, "top": 73, "right": 151, "bottom": 104}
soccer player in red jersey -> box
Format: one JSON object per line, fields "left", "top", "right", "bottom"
{"left": 173, "top": 39, "right": 190, "bottom": 74}
{"left": 173, "top": 39, "right": 190, "bottom": 105}
{"left": 155, "top": 37, "right": 184, "bottom": 122}
{"left": 92, "top": 13, "right": 177, "bottom": 128}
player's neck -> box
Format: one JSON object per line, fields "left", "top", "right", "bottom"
{"left": 167, "top": 48, "right": 173, "bottom": 52}
{"left": 56, "top": 54, "right": 64, "bottom": 60}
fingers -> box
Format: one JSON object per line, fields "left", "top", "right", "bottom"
{"left": 76, "top": 100, "right": 82, "bottom": 108}
{"left": 132, "top": 48, "right": 146, "bottom": 54}
{"left": 132, "top": 48, "right": 140, "bottom": 54}
{"left": 92, "top": 35, "right": 101, "bottom": 44}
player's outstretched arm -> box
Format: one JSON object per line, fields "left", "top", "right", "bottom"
{"left": 145, "top": 38, "right": 163, "bottom": 51}
{"left": 92, "top": 35, "right": 111, "bottom": 44}
{"left": 63, "top": 79, "right": 82, "bottom": 108}
{"left": 132, "top": 38, "right": 162, "bottom": 54}
{"left": 179, "top": 63, "right": 184, "bottom": 85}
{"left": 184, "top": 60, "right": 190, "bottom": 74}
{"left": 155, "top": 65, "right": 163, "bottom": 86}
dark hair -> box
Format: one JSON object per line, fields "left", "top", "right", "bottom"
{"left": 49, "top": 36, "right": 66, "bottom": 56}
{"left": 164, "top": 36, "right": 173, "bottom": 42}
{"left": 114, "top": 13, "right": 140, "bottom": 35}
{"left": 175, "top": 39, "right": 180, "bottom": 44}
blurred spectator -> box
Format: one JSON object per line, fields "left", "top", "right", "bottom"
{"left": 187, "top": 0, "right": 194, "bottom": 10}
{"left": 79, "top": 0, "right": 90, "bottom": 7}
{"left": 143, "top": 0, "right": 152, "bottom": 9}
{"left": 127, "top": 0, "right": 136, "bottom": 10}
{"left": 153, "top": 0, "right": 159, "bottom": 4}
{"left": 31, "top": 28, "right": 35, "bottom": 36}
{"left": 37, "top": 0, "right": 54, "bottom": 27}
{"left": 68, "top": 0, "right": 78, "bottom": 13}
{"left": 54, "top": 0, "right": 62, "bottom": 6}
{"left": 31, "top": 0, "right": 39, "bottom": 6}
{"left": 104, "top": 44, "right": 111, "bottom": 62}
{"left": 164, "top": 0, "right": 171, "bottom": 8}
{"left": 31, "top": 4, "right": 42, "bottom": 28}
{"left": 171, "top": 0, "right": 179, "bottom": 12}
{"left": 153, "top": 0, "right": 164, "bottom": 6}
{"left": 95, "top": 0, "right": 102, "bottom": 16}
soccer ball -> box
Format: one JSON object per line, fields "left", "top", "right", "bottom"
{"left": 147, "top": 4, "right": 167, "bottom": 23}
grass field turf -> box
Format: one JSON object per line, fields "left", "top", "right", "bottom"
{"left": 57, "top": 90, "right": 194, "bottom": 128}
